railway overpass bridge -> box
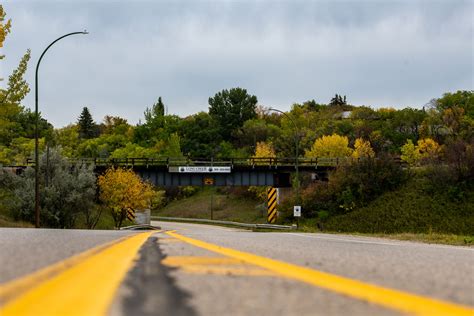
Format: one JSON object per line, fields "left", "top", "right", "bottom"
{"left": 90, "top": 157, "right": 341, "bottom": 187}
{"left": 91, "top": 158, "right": 344, "bottom": 187}
{"left": 11, "top": 157, "right": 354, "bottom": 187}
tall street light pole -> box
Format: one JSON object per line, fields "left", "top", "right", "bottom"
{"left": 269, "top": 108, "right": 300, "bottom": 204}
{"left": 35, "top": 31, "right": 88, "bottom": 228}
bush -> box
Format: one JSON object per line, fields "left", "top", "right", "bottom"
{"left": 324, "top": 177, "right": 474, "bottom": 235}
{"left": 12, "top": 148, "right": 97, "bottom": 228}
{"left": 329, "top": 156, "right": 407, "bottom": 208}
{"left": 278, "top": 156, "right": 407, "bottom": 222}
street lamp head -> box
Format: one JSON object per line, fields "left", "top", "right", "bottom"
{"left": 82, "top": 30, "right": 89, "bottom": 34}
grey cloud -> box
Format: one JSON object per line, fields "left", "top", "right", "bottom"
{"left": 1, "top": 0, "right": 472, "bottom": 127}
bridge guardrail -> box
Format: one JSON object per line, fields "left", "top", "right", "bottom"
{"left": 24, "top": 156, "right": 404, "bottom": 169}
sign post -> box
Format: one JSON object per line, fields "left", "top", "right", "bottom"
{"left": 293, "top": 205, "right": 301, "bottom": 229}
{"left": 267, "top": 187, "right": 278, "bottom": 223}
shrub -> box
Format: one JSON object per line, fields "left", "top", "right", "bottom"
{"left": 12, "top": 148, "right": 96, "bottom": 228}
{"left": 329, "top": 156, "right": 408, "bottom": 209}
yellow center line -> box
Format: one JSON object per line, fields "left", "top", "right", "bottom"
{"left": 0, "top": 235, "right": 131, "bottom": 304}
{"left": 0, "top": 231, "right": 156, "bottom": 316}
{"left": 166, "top": 230, "right": 474, "bottom": 316}
{"left": 162, "top": 256, "right": 277, "bottom": 276}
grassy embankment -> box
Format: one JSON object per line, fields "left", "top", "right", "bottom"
{"left": 153, "top": 187, "right": 267, "bottom": 224}
{"left": 155, "top": 180, "right": 473, "bottom": 246}
{"left": 305, "top": 176, "right": 474, "bottom": 246}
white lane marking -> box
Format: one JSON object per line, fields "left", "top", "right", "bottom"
{"left": 287, "top": 233, "right": 474, "bottom": 251}
{"left": 287, "top": 233, "right": 401, "bottom": 246}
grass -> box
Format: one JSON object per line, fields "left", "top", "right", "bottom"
{"left": 369, "top": 232, "right": 474, "bottom": 246}
{"left": 296, "top": 213, "right": 473, "bottom": 247}
{"left": 0, "top": 214, "right": 34, "bottom": 228}
{"left": 153, "top": 187, "right": 267, "bottom": 224}
{"left": 322, "top": 177, "right": 474, "bottom": 236}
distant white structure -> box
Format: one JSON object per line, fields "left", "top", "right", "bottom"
{"left": 341, "top": 111, "right": 352, "bottom": 119}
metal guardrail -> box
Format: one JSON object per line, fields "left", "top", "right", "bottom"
{"left": 24, "top": 156, "right": 389, "bottom": 168}
{"left": 150, "top": 216, "right": 296, "bottom": 230}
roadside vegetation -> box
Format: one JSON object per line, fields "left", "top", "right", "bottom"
{"left": 0, "top": 5, "right": 472, "bottom": 244}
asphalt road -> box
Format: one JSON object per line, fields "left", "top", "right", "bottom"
{"left": 0, "top": 223, "right": 473, "bottom": 316}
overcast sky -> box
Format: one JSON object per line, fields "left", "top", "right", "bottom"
{"left": 1, "top": 0, "right": 472, "bottom": 127}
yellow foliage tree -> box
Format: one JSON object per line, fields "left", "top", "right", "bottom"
{"left": 0, "top": 5, "right": 12, "bottom": 59}
{"left": 416, "top": 138, "right": 441, "bottom": 161}
{"left": 400, "top": 138, "right": 441, "bottom": 166}
{"left": 98, "top": 167, "right": 155, "bottom": 228}
{"left": 400, "top": 139, "right": 419, "bottom": 165}
{"left": 352, "top": 138, "right": 375, "bottom": 159}
{"left": 305, "top": 134, "right": 353, "bottom": 158}
{"left": 253, "top": 141, "right": 275, "bottom": 163}
{"left": 249, "top": 142, "right": 276, "bottom": 201}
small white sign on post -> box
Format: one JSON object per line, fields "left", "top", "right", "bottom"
{"left": 293, "top": 205, "right": 301, "bottom": 217}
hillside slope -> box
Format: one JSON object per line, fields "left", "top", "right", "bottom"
{"left": 325, "top": 178, "right": 474, "bottom": 235}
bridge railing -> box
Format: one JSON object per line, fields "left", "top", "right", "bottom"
{"left": 24, "top": 156, "right": 402, "bottom": 168}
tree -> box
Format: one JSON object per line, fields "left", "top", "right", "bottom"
{"left": 208, "top": 87, "right": 258, "bottom": 140}
{"left": 416, "top": 138, "right": 441, "bottom": 162}
{"left": 352, "top": 138, "right": 375, "bottom": 159}
{"left": 253, "top": 141, "right": 275, "bottom": 160}
{"left": 248, "top": 141, "right": 276, "bottom": 200}
{"left": 305, "top": 134, "right": 353, "bottom": 158}
{"left": 179, "top": 112, "right": 222, "bottom": 157}
{"left": 0, "top": 5, "right": 12, "bottom": 63}
{"left": 77, "top": 107, "right": 97, "bottom": 139}
{"left": 400, "top": 138, "right": 440, "bottom": 166}
{"left": 110, "top": 142, "right": 160, "bottom": 159}
{"left": 101, "top": 115, "right": 130, "bottom": 135}
{"left": 0, "top": 50, "right": 32, "bottom": 145}
{"left": 163, "top": 133, "right": 184, "bottom": 158}
{"left": 12, "top": 148, "right": 96, "bottom": 228}
{"left": 435, "top": 90, "right": 473, "bottom": 119}
{"left": 234, "top": 119, "right": 281, "bottom": 149}
{"left": 144, "top": 97, "right": 165, "bottom": 123}
{"left": 329, "top": 94, "right": 347, "bottom": 107}
{"left": 400, "top": 139, "right": 419, "bottom": 166}
{"left": 98, "top": 167, "right": 155, "bottom": 228}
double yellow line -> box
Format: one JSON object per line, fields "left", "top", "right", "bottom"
{"left": 167, "top": 230, "right": 474, "bottom": 316}
{"left": 1, "top": 229, "right": 472, "bottom": 316}
{"left": 0, "top": 231, "right": 155, "bottom": 316}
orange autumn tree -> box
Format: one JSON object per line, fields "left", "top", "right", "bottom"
{"left": 98, "top": 167, "right": 154, "bottom": 228}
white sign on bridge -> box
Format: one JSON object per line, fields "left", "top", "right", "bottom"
{"left": 178, "top": 166, "right": 231, "bottom": 173}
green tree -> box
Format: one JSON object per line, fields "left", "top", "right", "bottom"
{"left": 110, "top": 142, "right": 160, "bottom": 159}
{"left": 144, "top": 96, "right": 165, "bottom": 123}
{"left": 163, "top": 133, "right": 184, "bottom": 158}
{"left": 208, "top": 87, "right": 258, "bottom": 140}
{"left": 329, "top": 94, "right": 347, "bottom": 107}
{"left": 77, "top": 107, "right": 97, "bottom": 139}
{"left": 0, "top": 50, "right": 32, "bottom": 145}
{"left": 434, "top": 90, "right": 473, "bottom": 119}
{"left": 179, "top": 112, "right": 222, "bottom": 157}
